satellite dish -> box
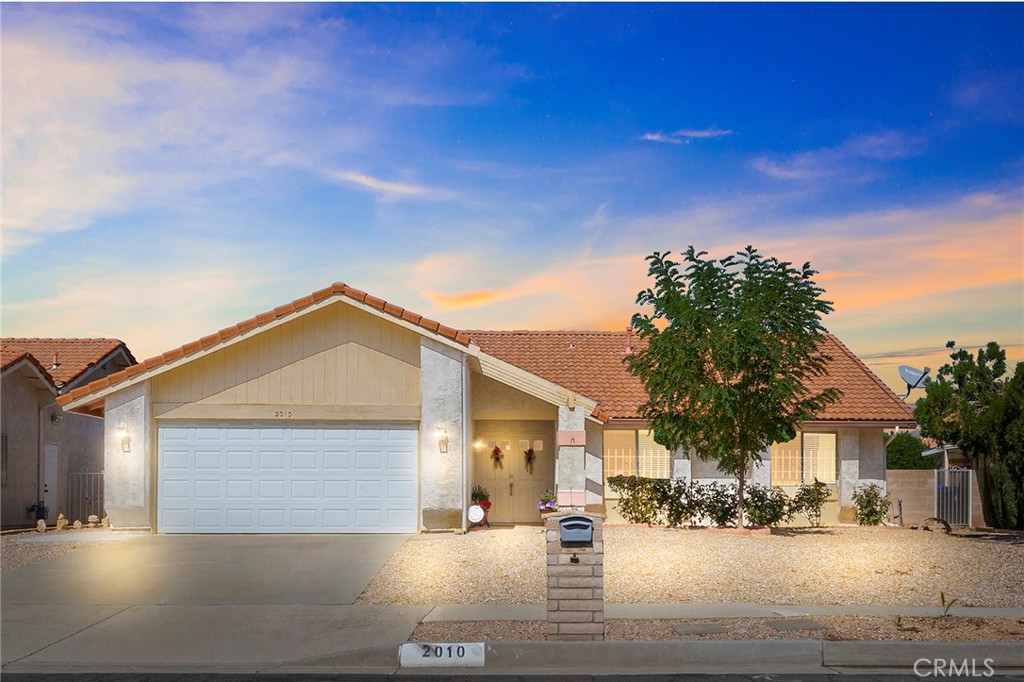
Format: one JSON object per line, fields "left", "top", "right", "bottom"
{"left": 898, "top": 365, "right": 930, "bottom": 399}
{"left": 467, "top": 505, "right": 485, "bottom": 524}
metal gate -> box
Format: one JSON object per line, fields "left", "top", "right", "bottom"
{"left": 66, "top": 472, "right": 104, "bottom": 523}
{"left": 935, "top": 467, "right": 971, "bottom": 526}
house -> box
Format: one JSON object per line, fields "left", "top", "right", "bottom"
{"left": 57, "top": 283, "right": 914, "bottom": 533}
{"left": 1, "top": 338, "right": 136, "bottom": 529}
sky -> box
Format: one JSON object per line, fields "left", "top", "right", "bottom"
{"left": 2, "top": 3, "right": 1022, "bottom": 395}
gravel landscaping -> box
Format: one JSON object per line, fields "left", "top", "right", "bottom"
{"left": 358, "top": 525, "right": 1024, "bottom": 608}
{"left": 0, "top": 528, "right": 137, "bottom": 574}
{"left": 411, "top": 616, "right": 1024, "bottom": 642}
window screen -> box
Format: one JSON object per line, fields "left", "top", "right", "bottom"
{"left": 603, "top": 430, "right": 636, "bottom": 477}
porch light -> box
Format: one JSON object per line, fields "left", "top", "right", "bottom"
{"left": 473, "top": 440, "right": 484, "bottom": 450}
{"left": 436, "top": 425, "right": 449, "bottom": 454}
{"left": 116, "top": 423, "right": 131, "bottom": 453}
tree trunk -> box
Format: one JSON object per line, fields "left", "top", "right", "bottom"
{"left": 737, "top": 462, "right": 746, "bottom": 528}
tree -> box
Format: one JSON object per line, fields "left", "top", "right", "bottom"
{"left": 627, "top": 246, "right": 840, "bottom": 527}
{"left": 914, "top": 341, "right": 1024, "bottom": 529}
{"left": 885, "top": 432, "right": 938, "bottom": 470}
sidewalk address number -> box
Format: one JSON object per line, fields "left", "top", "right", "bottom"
{"left": 398, "top": 642, "right": 485, "bottom": 668}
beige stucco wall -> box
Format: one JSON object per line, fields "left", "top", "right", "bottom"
{"left": 104, "top": 381, "right": 152, "bottom": 529}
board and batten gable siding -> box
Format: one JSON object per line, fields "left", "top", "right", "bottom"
{"left": 151, "top": 302, "right": 422, "bottom": 418}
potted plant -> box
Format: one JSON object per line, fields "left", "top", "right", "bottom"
{"left": 538, "top": 489, "right": 557, "bottom": 515}
{"left": 471, "top": 485, "right": 491, "bottom": 510}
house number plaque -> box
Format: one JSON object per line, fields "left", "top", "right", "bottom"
{"left": 399, "top": 642, "right": 485, "bottom": 667}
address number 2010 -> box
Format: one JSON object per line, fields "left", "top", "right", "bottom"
{"left": 398, "top": 642, "right": 484, "bottom": 668}
{"left": 273, "top": 410, "right": 292, "bottom": 418}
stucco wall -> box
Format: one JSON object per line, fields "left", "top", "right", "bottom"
{"left": 419, "top": 339, "right": 466, "bottom": 530}
{"left": 104, "top": 382, "right": 152, "bottom": 529}
{"left": 1, "top": 371, "right": 44, "bottom": 527}
{"left": 585, "top": 421, "right": 604, "bottom": 506}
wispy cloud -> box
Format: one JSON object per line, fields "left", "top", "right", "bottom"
{"left": 324, "top": 170, "right": 457, "bottom": 201}
{"left": 752, "top": 131, "right": 926, "bottom": 181}
{"left": 640, "top": 126, "right": 734, "bottom": 144}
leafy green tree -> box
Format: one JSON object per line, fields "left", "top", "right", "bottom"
{"left": 627, "top": 247, "right": 840, "bottom": 527}
{"left": 914, "top": 341, "right": 1024, "bottom": 529}
{"left": 885, "top": 432, "right": 938, "bottom": 470}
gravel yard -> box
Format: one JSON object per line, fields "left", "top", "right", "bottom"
{"left": 358, "top": 526, "right": 1024, "bottom": 608}
{"left": 1, "top": 528, "right": 139, "bottom": 574}
{"left": 411, "top": 616, "right": 1024, "bottom": 642}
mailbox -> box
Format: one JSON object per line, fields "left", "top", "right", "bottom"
{"left": 558, "top": 515, "right": 594, "bottom": 546}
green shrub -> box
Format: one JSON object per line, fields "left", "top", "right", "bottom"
{"left": 852, "top": 483, "right": 890, "bottom": 525}
{"left": 790, "top": 479, "right": 831, "bottom": 527}
{"left": 703, "top": 482, "right": 738, "bottom": 527}
{"left": 664, "top": 480, "right": 708, "bottom": 527}
{"left": 744, "top": 484, "right": 792, "bottom": 527}
{"left": 607, "top": 475, "right": 663, "bottom": 525}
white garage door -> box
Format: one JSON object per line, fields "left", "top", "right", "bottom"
{"left": 157, "top": 423, "right": 418, "bottom": 533}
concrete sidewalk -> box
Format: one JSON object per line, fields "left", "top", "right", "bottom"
{"left": 3, "top": 601, "right": 1022, "bottom": 676}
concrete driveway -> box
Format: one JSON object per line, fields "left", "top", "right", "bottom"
{"left": 1, "top": 533, "right": 428, "bottom": 673}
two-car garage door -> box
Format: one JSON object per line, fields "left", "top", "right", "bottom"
{"left": 157, "top": 423, "right": 418, "bottom": 533}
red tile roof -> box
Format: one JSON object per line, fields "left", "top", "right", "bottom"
{"left": 58, "top": 283, "right": 471, "bottom": 407}
{"left": 467, "top": 330, "right": 914, "bottom": 424}
{"left": 1, "top": 338, "right": 133, "bottom": 390}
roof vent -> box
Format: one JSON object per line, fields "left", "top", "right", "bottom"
{"left": 625, "top": 326, "right": 633, "bottom": 354}
{"left": 51, "top": 352, "right": 60, "bottom": 369}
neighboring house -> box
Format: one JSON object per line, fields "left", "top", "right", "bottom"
{"left": 58, "top": 283, "right": 914, "bottom": 533}
{"left": 1, "top": 339, "right": 136, "bottom": 529}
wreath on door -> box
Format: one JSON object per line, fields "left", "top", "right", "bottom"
{"left": 523, "top": 447, "right": 536, "bottom": 474}
{"left": 491, "top": 445, "right": 503, "bottom": 468}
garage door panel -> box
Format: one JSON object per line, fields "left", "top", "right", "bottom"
{"left": 158, "top": 423, "right": 418, "bottom": 533}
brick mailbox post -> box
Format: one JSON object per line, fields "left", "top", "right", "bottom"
{"left": 544, "top": 511, "right": 605, "bottom": 641}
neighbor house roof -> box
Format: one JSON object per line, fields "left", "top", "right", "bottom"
{"left": 58, "top": 283, "right": 472, "bottom": 409}
{"left": 467, "top": 330, "right": 914, "bottom": 425}
{"left": 1, "top": 338, "right": 134, "bottom": 391}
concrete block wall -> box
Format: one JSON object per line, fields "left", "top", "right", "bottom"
{"left": 545, "top": 513, "right": 604, "bottom": 641}
{"left": 888, "top": 469, "right": 986, "bottom": 527}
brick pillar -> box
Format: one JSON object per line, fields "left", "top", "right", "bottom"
{"left": 545, "top": 512, "right": 604, "bottom": 641}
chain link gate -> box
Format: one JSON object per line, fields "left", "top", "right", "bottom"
{"left": 935, "top": 467, "right": 971, "bottom": 526}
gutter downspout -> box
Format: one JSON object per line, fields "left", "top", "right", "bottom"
{"left": 461, "top": 356, "right": 469, "bottom": 533}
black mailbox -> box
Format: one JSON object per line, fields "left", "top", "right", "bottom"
{"left": 559, "top": 515, "right": 593, "bottom": 545}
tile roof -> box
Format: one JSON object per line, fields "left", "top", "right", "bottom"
{"left": 1, "top": 338, "right": 133, "bottom": 390}
{"left": 467, "top": 330, "right": 914, "bottom": 424}
{"left": 58, "top": 283, "right": 471, "bottom": 407}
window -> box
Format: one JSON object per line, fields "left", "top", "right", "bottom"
{"left": 604, "top": 429, "right": 672, "bottom": 480}
{"left": 770, "top": 432, "right": 837, "bottom": 486}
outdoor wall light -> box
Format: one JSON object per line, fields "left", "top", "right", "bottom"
{"left": 473, "top": 440, "right": 484, "bottom": 451}
{"left": 436, "top": 425, "right": 449, "bottom": 454}
{"left": 116, "top": 423, "right": 131, "bottom": 453}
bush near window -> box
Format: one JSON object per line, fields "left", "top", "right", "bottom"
{"left": 852, "top": 483, "right": 890, "bottom": 525}
{"left": 744, "top": 484, "right": 792, "bottom": 527}
{"left": 606, "top": 475, "right": 664, "bottom": 525}
{"left": 790, "top": 478, "right": 831, "bottom": 527}
{"left": 609, "top": 476, "right": 819, "bottom": 528}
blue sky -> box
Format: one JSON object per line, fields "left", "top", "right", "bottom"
{"left": 3, "top": 3, "right": 1022, "bottom": 392}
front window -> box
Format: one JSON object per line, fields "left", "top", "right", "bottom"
{"left": 770, "top": 432, "right": 837, "bottom": 485}
{"left": 604, "top": 429, "right": 671, "bottom": 480}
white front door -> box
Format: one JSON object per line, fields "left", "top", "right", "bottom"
{"left": 157, "top": 423, "right": 418, "bottom": 533}
{"left": 43, "top": 444, "right": 59, "bottom": 524}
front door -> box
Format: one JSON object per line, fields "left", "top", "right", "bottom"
{"left": 474, "top": 432, "right": 553, "bottom": 524}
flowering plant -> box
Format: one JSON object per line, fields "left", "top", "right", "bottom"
{"left": 491, "top": 446, "right": 503, "bottom": 467}
{"left": 523, "top": 447, "right": 536, "bottom": 473}
{"left": 471, "top": 485, "right": 490, "bottom": 504}
{"left": 538, "top": 489, "right": 557, "bottom": 513}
